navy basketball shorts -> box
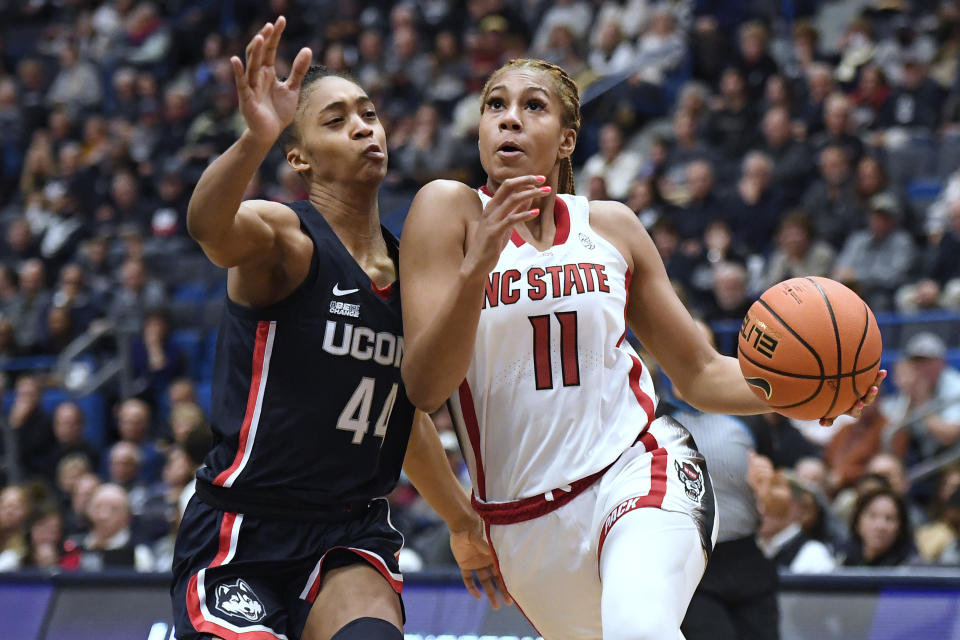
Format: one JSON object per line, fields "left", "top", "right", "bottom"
{"left": 171, "top": 495, "right": 404, "bottom": 640}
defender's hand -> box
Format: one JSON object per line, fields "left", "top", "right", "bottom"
{"left": 449, "top": 519, "right": 513, "bottom": 610}
{"left": 230, "top": 16, "right": 312, "bottom": 145}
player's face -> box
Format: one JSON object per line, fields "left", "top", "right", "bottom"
{"left": 479, "top": 69, "right": 575, "bottom": 187}
{"left": 292, "top": 76, "right": 388, "bottom": 186}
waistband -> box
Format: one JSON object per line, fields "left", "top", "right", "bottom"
{"left": 195, "top": 479, "right": 374, "bottom": 522}
{"left": 471, "top": 429, "right": 651, "bottom": 526}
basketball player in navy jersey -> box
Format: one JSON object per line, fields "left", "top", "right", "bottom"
{"left": 171, "top": 18, "right": 506, "bottom": 640}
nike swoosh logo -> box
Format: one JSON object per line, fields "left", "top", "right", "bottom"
{"left": 332, "top": 283, "right": 360, "bottom": 296}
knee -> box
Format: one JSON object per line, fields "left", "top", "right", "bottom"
{"left": 328, "top": 617, "right": 402, "bottom": 640}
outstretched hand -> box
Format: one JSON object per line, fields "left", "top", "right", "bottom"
{"left": 230, "top": 16, "right": 312, "bottom": 145}
{"left": 449, "top": 519, "right": 513, "bottom": 610}
{"left": 463, "top": 175, "right": 550, "bottom": 277}
{"left": 819, "top": 369, "right": 887, "bottom": 427}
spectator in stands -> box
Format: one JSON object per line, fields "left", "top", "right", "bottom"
{"left": 649, "top": 217, "right": 696, "bottom": 295}
{"left": 701, "top": 261, "right": 753, "bottom": 327}
{"left": 0, "top": 485, "right": 29, "bottom": 571}
{"left": 587, "top": 19, "right": 634, "bottom": 77}
{"left": 46, "top": 41, "right": 102, "bottom": 116}
{"left": 63, "top": 483, "right": 154, "bottom": 571}
{"left": 757, "top": 105, "right": 813, "bottom": 203}
{"left": 688, "top": 219, "right": 749, "bottom": 305}
{"left": 7, "top": 374, "right": 55, "bottom": 481}
{"left": 850, "top": 64, "right": 893, "bottom": 132}
{"left": 64, "top": 471, "right": 99, "bottom": 538}
{"left": 840, "top": 487, "right": 916, "bottom": 566}
{"left": 169, "top": 401, "right": 206, "bottom": 446}
{"left": 38, "top": 305, "right": 75, "bottom": 354}
{"left": 106, "top": 440, "right": 148, "bottom": 515}
{"left": 705, "top": 67, "right": 759, "bottom": 164}
{"left": 577, "top": 122, "right": 642, "bottom": 201}
{"left": 20, "top": 502, "right": 64, "bottom": 569}
{"left": 50, "top": 262, "right": 99, "bottom": 332}
{"left": 3, "top": 217, "right": 40, "bottom": 266}
{"left": 762, "top": 210, "right": 835, "bottom": 290}
{"left": 897, "top": 198, "right": 960, "bottom": 312}
{"left": 0, "top": 317, "right": 18, "bottom": 364}
{"left": 810, "top": 92, "right": 864, "bottom": 164}
{"left": 825, "top": 401, "right": 909, "bottom": 496}
{"left": 664, "top": 109, "right": 715, "bottom": 178}
{"left": 106, "top": 257, "right": 167, "bottom": 334}
{"left": 757, "top": 476, "right": 836, "bottom": 573}
{"left": 130, "top": 307, "right": 185, "bottom": 411}
{"left": 55, "top": 453, "right": 91, "bottom": 510}
{"left": 166, "top": 377, "right": 197, "bottom": 407}
{"left": 798, "top": 62, "right": 834, "bottom": 137}
{"left": 882, "top": 332, "right": 960, "bottom": 461}
{"left": 743, "top": 411, "right": 822, "bottom": 470}
{"left": 737, "top": 21, "right": 778, "bottom": 102}
{"left": 394, "top": 103, "right": 462, "bottom": 187}
{"left": 675, "top": 160, "right": 724, "bottom": 242}
{"left": 51, "top": 401, "right": 98, "bottom": 471}
{"left": 885, "top": 58, "right": 945, "bottom": 133}
{"left": 7, "top": 258, "right": 52, "bottom": 352}
{"left": 147, "top": 443, "right": 201, "bottom": 571}
{"left": 724, "top": 150, "right": 783, "bottom": 254}
{"left": 115, "top": 398, "right": 163, "bottom": 483}
{"left": 914, "top": 469, "right": 960, "bottom": 563}
{"left": 803, "top": 145, "right": 860, "bottom": 250}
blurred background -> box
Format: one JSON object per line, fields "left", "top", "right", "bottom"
{"left": 0, "top": 0, "right": 959, "bottom": 638}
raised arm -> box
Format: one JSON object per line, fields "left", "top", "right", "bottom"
{"left": 399, "top": 177, "right": 545, "bottom": 411}
{"left": 187, "top": 16, "right": 311, "bottom": 268}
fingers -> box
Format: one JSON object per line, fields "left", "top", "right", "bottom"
{"left": 461, "top": 569, "right": 482, "bottom": 600}
{"left": 262, "top": 16, "right": 285, "bottom": 67}
{"left": 230, "top": 56, "right": 246, "bottom": 90}
{"left": 474, "top": 567, "right": 502, "bottom": 610}
{"left": 245, "top": 34, "right": 265, "bottom": 90}
{"left": 493, "top": 570, "right": 513, "bottom": 606}
{"left": 285, "top": 47, "right": 313, "bottom": 91}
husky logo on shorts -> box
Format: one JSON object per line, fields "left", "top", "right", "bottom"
{"left": 214, "top": 579, "right": 265, "bottom": 622}
{"left": 675, "top": 460, "right": 704, "bottom": 503}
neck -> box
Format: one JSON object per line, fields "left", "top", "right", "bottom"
{"left": 307, "top": 180, "right": 383, "bottom": 255}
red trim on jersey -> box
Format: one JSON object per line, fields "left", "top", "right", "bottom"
{"left": 477, "top": 186, "right": 570, "bottom": 248}
{"left": 627, "top": 354, "right": 656, "bottom": 428}
{"left": 186, "top": 513, "right": 286, "bottom": 640}
{"left": 596, "top": 432, "right": 668, "bottom": 563}
{"left": 472, "top": 466, "right": 605, "bottom": 525}
{"left": 302, "top": 546, "right": 403, "bottom": 602}
{"left": 484, "top": 521, "right": 543, "bottom": 638}
{"left": 617, "top": 268, "right": 632, "bottom": 347}
{"left": 214, "top": 321, "right": 270, "bottom": 486}
{"left": 458, "top": 380, "right": 487, "bottom": 500}
{"left": 370, "top": 281, "right": 394, "bottom": 299}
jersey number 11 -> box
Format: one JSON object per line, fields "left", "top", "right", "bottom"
{"left": 529, "top": 311, "right": 580, "bottom": 390}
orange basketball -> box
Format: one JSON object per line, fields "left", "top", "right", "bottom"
{"left": 737, "top": 276, "right": 882, "bottom": 421}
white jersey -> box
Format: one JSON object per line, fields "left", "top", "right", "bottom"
{"left": 449, "top": 190, "right": 658, "bottom": 503}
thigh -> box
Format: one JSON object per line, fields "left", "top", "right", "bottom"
{"left": 487, "top": 486, "right": 603, "bottom": 640}
{"left": 681, "top": 591, "right": 739, "bottom": 640}
{"left": 302, "top": 562, "right": 402, "bottom": 640}
{"left": 599, "top": 508, "right": 706, "bottom": 640}
{"left": 171, "top": 500, "right": 291, "bottom": 640}
{"left": 732, "top": 591, "right": 780, "bottom": 640}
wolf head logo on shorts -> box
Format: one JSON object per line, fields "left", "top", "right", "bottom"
{"left": 675, "top": 460, "right": 705, "bottom": 503}
{"left": 214, "top": 579, "right": 266, "bottom": 622}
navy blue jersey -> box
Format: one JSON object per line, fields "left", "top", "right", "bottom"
{"left": 196, "top": 200, "right": 415, "bottom": 513}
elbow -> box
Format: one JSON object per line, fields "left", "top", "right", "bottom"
{"left": 402, "top": 363, "right": 448, "bottom": 414}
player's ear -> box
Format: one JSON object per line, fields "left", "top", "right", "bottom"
{"left": 286, "top": 146, "right": 311, "bottom": 175}
{"left": 558, "top": 127, "right": 577, "bottom": 160}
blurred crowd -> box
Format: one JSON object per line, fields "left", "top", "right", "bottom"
{"left": 1, "top": 0, "right": 960, "bottom": 574}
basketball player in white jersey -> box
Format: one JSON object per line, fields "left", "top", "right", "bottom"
{"left": 398, "top": 59, "right": 884, "bottom": 639}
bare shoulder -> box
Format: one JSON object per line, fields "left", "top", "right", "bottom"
{"left": 408, "top": 180, "right": 481, "bottom": 221}
{"left": 588, "top": 199, "right": 647, "bottom": 271}
{"left": 238, "top": 198, "right": 301, "bottom": 229}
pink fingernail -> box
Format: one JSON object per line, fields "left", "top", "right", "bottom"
{"left": 529, "top": 208, "right": 540, "bottom": 216}
{"left": 535, "top": 175, "right": 546, "bottom": 182}
{"left": 539, "top": 186, "right": 552, "bottom": 193}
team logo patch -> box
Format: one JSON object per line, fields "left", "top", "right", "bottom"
{"left": 214, "top": 579, "right": 266, "bottom": 622}
{"left": 578, "top": 232, "right": 595, "bottom": 250}
{"left": 675, "top": 460, "right": 704, "bottom": 503}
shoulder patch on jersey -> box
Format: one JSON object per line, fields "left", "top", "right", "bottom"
{"left": 578, "top": 232, "right": 595, "bottom": 250}
{"left": 675, "top": 459, "right": 705, "bottom": 504}
{"left": 215, "top": 579, "right": 266, "bottom": 622}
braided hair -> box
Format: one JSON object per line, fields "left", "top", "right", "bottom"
{"left": 480, "top": 59, "right": 582, "bottom": 194}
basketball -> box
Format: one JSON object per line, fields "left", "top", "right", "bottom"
{"left": 737, "top": 276, "right": 882, "bottom": 421}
